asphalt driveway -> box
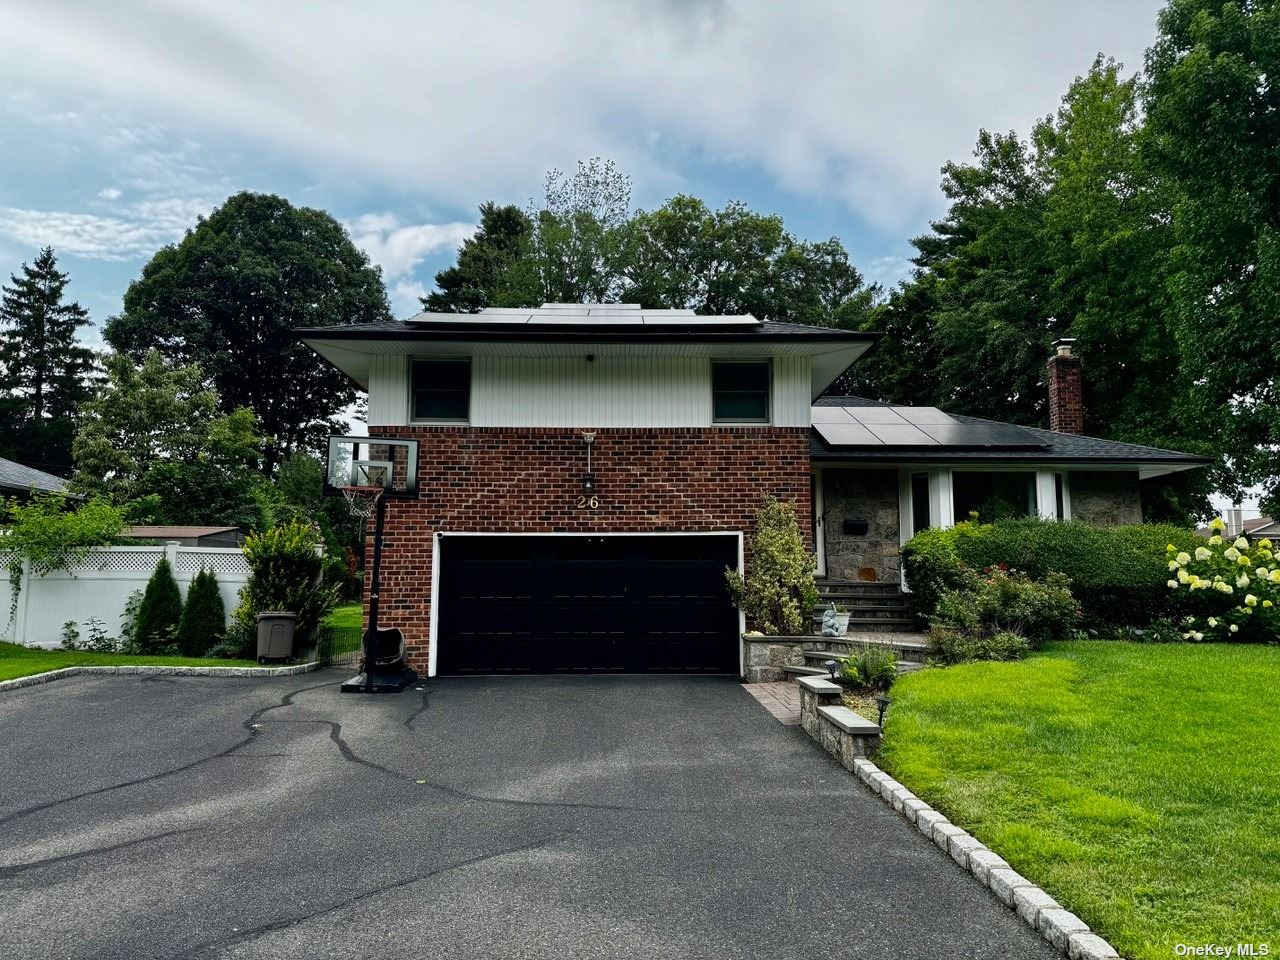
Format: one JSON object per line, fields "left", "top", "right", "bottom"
{"left": 0, "top": 672, "right": 1057, "bottom": 959}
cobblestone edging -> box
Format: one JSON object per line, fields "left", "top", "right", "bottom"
{"left": 0, "top": 661, "right": 321, "bottom": 694}
{"left": 794, "top": 674, "right": 1118, "bottom": 957}
{"left": 847, "top": 757, "right": 1120, "bottom": 959}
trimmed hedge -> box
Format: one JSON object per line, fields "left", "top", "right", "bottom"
{"left": 901, "top": 519, "right": 1205, "bottom": 629}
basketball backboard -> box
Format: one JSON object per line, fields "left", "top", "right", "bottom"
{"left": 325, "top": 435, "right": 419, "bottom": 498}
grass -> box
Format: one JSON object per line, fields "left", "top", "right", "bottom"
{"left": 877, "top": 641, "right": 1280, "bottom": 959}
{"left": 323, "top": 602, "right": 363, "bottom": 631}
{"left": 0, "top": 639, "right": 256, "bottom": 683}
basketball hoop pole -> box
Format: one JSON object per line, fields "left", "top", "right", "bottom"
{"left": 363, "top": 492, "right": 387, "bottom": 694}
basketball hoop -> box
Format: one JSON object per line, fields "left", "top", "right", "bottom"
{"left": 341, "top": 485, "right": 384, "bottom": 521}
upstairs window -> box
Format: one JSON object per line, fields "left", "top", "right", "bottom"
{"left": 712, "top": 361, "right": 770, "bottom": 423}
{"left": 411, "top": 359, "right": 471, "bottom": 421}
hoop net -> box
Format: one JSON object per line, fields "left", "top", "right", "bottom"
{"left": 341, "top": 485, "right": 384, "bottom": 520}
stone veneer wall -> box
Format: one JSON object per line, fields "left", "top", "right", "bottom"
{"left": 1068, "top": 471, "right": 1143, "bottom": 525}
{"left": 821, "top": 468, "right": 901, "bottom": 582}
{"left": 364, "top": 426, "right": 812, "bottom": 674}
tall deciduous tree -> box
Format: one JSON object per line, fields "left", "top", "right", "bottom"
{"left": 72, "top": 350, "right": 265, "bottom": 529}
{"left": 1145, "top": 0, "right": 1280, "bottom": 509}
{"left": 0, "top": 247, "right": 95, "bottom": 471}
{"left": 105, "top": 192, "right": 392, "bottom": 472}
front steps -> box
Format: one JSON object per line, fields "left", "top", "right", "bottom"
{"left": 813, "top": 580, "right": 916, "bottom": 632}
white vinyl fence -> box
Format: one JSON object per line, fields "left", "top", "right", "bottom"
{"left": 1, "top": 544, "right": 249, "bottom": 648}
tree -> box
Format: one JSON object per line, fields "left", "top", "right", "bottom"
{"left": 176, "top": 566, "right": 225, "bottom": 657}
{"left": 1145, "top": 0, "right": 1280, "bottom": 507}
{"left": 0, "top": 247, "right": 95, "bottom": 471}
{"left": 72, "top": 350, "right": 266, "bottom": 527}
{"left": 105, "top": 192, "right": 393, "bottom": 472}
{"left": 135, "top": 555, "right": 183, "bottom": 653}
{"left": 424, "top": 202, "right": 537, "bottom": 312}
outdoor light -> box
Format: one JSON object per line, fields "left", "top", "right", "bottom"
{"left": 875, "top": 694, "right": 891, "bottom": 726}
{"left": 582, "top": 472, "right": 596, "bottom": 494}
{"left": 824, "top": 659, "right": 838, "bottom": 681}
{"left": 580, "top": 431, "right": 597, "bottom": 495}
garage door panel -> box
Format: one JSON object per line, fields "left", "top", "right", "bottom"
{"left": 437, "top": 535, "right": 739, "bottom": 675}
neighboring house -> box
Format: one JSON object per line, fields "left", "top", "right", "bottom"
{"left": 119, "top": 525, "right": 246, "bottom": 547}
{"left": 0, "top": 457, "right": 70, "bottom": 499}
{"left": 1197, "top": 514, "right": 1280, "bottom": 540}
{"left": 299, "top": 304, "right": 1209, "bottom": 678}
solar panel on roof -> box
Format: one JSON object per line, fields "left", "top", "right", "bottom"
{"left": 812, "top": 405, "right": 1049, "bottom": 450}
{"left": 813, "top": 422, "right": 884, "bottom": 446}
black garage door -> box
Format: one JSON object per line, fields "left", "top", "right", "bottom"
{"left": 436, "top": 535, "right": 740, "bottom": 675}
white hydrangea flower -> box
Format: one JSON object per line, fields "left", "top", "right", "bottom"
{"left": 1237, "top": 574, "right": 1250, "bottom": 588}
{"left": 1225, "top": 547, "right": 1240, "bottom": 561}
{"left": 1168, "top": 559, "right": 1180, "bottom": 571}
{"left": 1257, "top": 567, "right": 1269, "bottom": 578}
{"left": 1235, "top": 537, "right": 1250, "bottom": 549}
{"left": 1167, "top": 579, "right": 1179, "bottom": 589}
{"left": 1178, "top": 568, "right": 1191, "bottom": 583}
{"left": 1176, "top": 551, "right": 1193, "bottom": 565}
{"left": 1209, "top": 535, "right": 1223, "bottom": 545}
{"left": 1195, "top": 546, "right": 1212, "bottom": 561}
{"left": 1230, "top": 624, "right": 1240, "bottom": 633}
{"left": 1207, "top": 617, "right": 1218, "bottom": 627}
{"left": 1245, "top": 594, "right": 1259, "bottom": 607}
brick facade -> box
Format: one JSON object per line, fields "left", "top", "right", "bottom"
{"left": 364, "top": 426, "right": 812, "bottom": 674}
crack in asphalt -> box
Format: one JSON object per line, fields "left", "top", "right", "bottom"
{"left": 0, "top": 828, "right": 201, "bottom": 881}
{"left": 0, "top": 677, "right": 698, "bottom": 830}
{"left": 403, "top": 685, "right": 429, "bottom": 730}
{"left": 179, "top": 831, "right": 571, "bottom": 958}
{"left": 0, "top": 681, "right": 341, "bottom": 828}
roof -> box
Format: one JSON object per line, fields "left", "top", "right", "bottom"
{"left": 811, "top": 396, "right": 1211, "bottom": 478}
{"left": 121, "top": 525, "right": 243, "bottom": 539}
{"left": 296, "top": 303, "right": 879, "bottom": 399}
{"left": 0, "top": 457, "right": 69, "bottom": 495}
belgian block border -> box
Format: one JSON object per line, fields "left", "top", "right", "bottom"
{"left": 793, "top": 676, "right": 1120, "bottom": 960}
{"left": 0, "top": 661, "right": 321, "bottom": 694}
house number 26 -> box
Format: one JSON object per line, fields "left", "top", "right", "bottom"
{"left": 576, "top": 495, "right": 600, "bottom": 509}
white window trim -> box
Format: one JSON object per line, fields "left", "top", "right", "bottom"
{"left": 710, "top": 358, "right": 772, "bottom": 426}
{"left": 409, "top": 357, "right": 472, "bottom": 424}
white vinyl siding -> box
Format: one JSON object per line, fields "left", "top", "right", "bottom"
{"left": 367, "top": 355, "right": 408, "bottom": 425}
{"left": 364, "top": 355, "right": 813, "bottom": 428}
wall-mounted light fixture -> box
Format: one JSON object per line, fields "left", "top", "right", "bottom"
{"left": 581, "top": 431, "right": 596, "bottom": 493}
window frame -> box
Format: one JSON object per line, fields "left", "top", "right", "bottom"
{"left": 710, "top": 359, "right": 772, "bottom": 425}
{"left": 409, "top": 357, "right": 472, "bottom": 424}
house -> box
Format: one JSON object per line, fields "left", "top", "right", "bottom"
{"left": 0, "top": 457, "right": 70, "bottom": 499}
{"left": 119, "top": 525, "right": 246, "bottom": 547}
{"left": 298, "top": 305, "right": 1209, "bottom": 679}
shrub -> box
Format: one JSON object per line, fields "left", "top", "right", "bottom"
{"left": 928, "top": 625, "right": 1031, "bottom": 664}
{"left": 725, "top": 497, "right": 817, "bottom": 635}
{"left": 135, "top": 555, "right": 183, "bottom": 653}
{"left": 1, "top": 494, "right": 126, "bottom": 629}
{"left": 902, "top": 518, "right": 1203, "bottom": 628}
{"left": 230, "top": 520, "right": 338, "bottom": 657}
{"left": 60, "top": 621, "right": 80, "bottom": 651}
{"left": 841, "top": 644, "right": 897, "bottom": 691}
{"left": 176, "top": 567, "right": 225, "bottom": 656}
{"left": 118, "top": 589, "right": 145, "bottom": 653}
{"left": 934, "top": 567, "right": 1077, "bottom": 646}
{"left": 1167, "top": 518, "right": 1280, "bottom": 642}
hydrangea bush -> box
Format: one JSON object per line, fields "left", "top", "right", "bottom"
{"left": 1168, "top": 517, "right": 1280, "bottom": 641}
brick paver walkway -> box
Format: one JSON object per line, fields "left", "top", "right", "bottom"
{"left": 744, "top": 680, "right": 801, "bottom": 725}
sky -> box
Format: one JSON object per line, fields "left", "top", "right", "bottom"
{"left": 0, "top": 0, "right": 1167, "bottom": 327}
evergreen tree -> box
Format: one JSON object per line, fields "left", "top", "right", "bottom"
{"left": 0, "top": 247, "right": 95, "bottom": 471}
{"left": 176, "top": 567, "right": 225, "bottom": 657}
{"left": 135, "top": 555, "right": 184, "bottom": 653}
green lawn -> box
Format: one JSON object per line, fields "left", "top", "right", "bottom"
{"left": 324, "top": 602, "right": 363, "bottom": 630}
{"left": 0, "top": 640, "right": 256, "bottom": 682}
{"left": 878, "top": 641, "right": 1280, "bottom": 959}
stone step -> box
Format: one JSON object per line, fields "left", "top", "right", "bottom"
{"left": 781, "top": 664, "right": 829, "bottom": 677}
{"left": 844, "top": 616, "right": 917, "bottom": 629}
{"left": 802, "top": 635, "right": 928, "bottom": 661}
{"left": 812, "top": 603, "right": 910, "bottom": 615}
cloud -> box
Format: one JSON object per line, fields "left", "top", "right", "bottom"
{"left": 388, "top": 278, "right": 429, "bottom": 318}
{"left": 0, "top": 1, "right": 1163, "bottom": 232}
{"left": 0, "top": 200, "right": 212, "bottom": 260}
{"left": 347, "top": 214, "right": 474, "bottom": 280}
{"left": 97, "top": 187, "right": 123, "bottom": 201}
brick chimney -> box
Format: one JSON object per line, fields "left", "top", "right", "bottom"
{"left": 1046, "top": 338, "right": 1084, "bottom": 434}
